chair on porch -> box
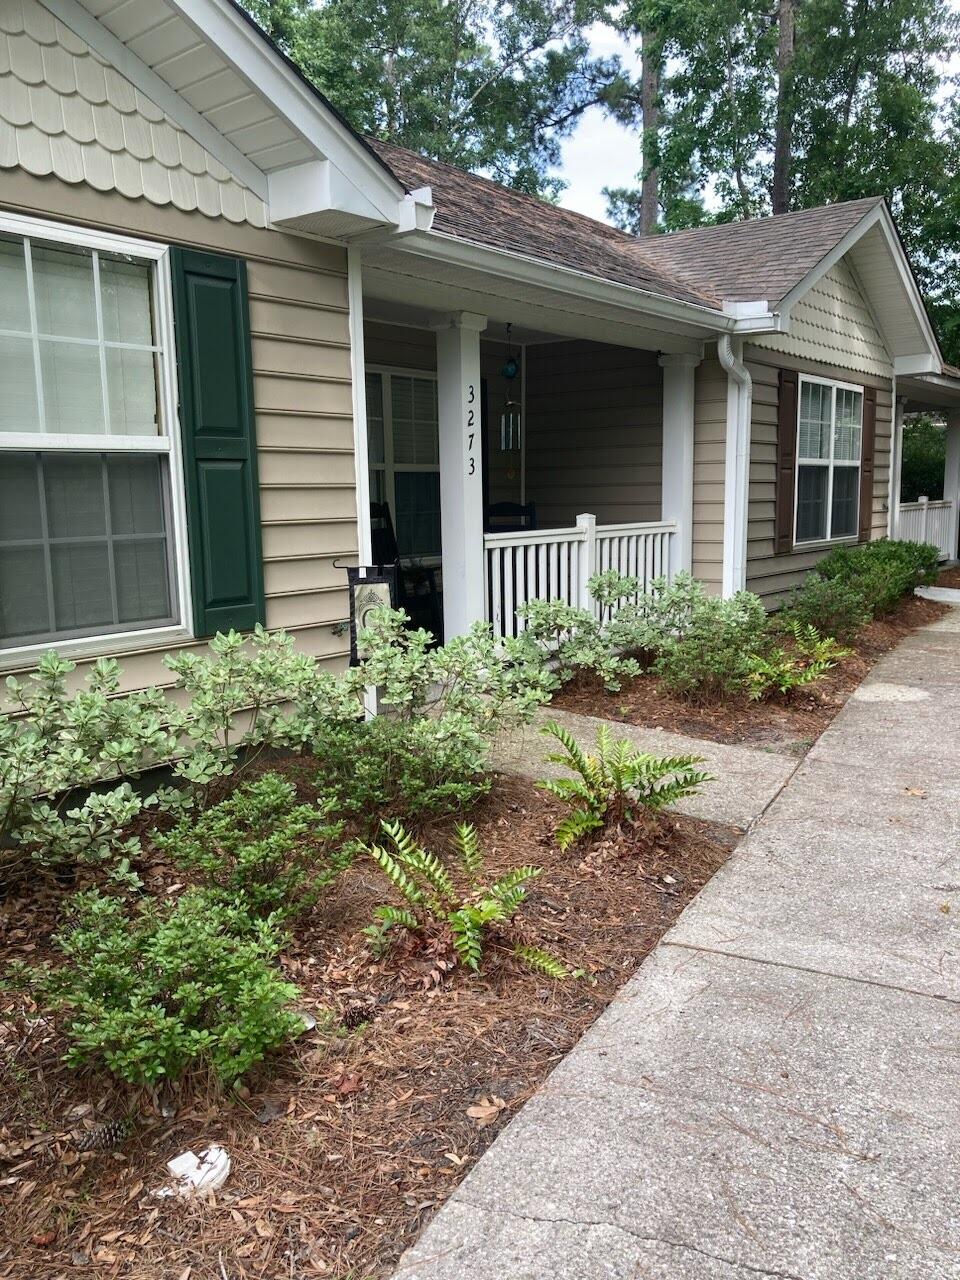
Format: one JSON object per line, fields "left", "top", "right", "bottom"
{"left": 485, "top": 501, "right": 538, "bottom": 534}
{"left": 369, "top": 502, "right": 443, "bottom": 640}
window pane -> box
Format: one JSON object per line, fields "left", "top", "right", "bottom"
{"left": 369, "top": 469, "right": 387, "bottom": 507}
{"left": 392, "top": 375, "right": 438, "bottom": 465}
{"left": 115, "top": 539, "right": 171, "bottom": 623}
{"left": 40, "top": 340, "right": 105, "bottom": 433}
{"left": 32, "top": 243, "right": 97, "bottom": 339}
{"left": 0, "top": 546, "right": 49, "bottom": 640}
{"left": 834, "top": 389, "right": 862, "bottom": 462}
{"left": 51, "top": 543, "right": 114, "bottom": 631}
{"left": 831, "top": 466, "right": 859, "bottom": 538}
{"left": 0, "top": 455, "right": 42, "bottom": 540}
{"left": 0, "top": 336, "right": 40, "bottom": 432}
{"left": 798, "top": 381, "right": 831, "bottom": 460}
{"left": 44, "top": 454, "right": 106, "bottom": 538}
{"left": 108, "top": 455, "right": 165, "bottom": 535}
{"left": 106, "top": 347, "right": 159, "bottom": 435}
{"left": 366, "top": 372, "right": 385, "bottom": 465}
{"left": 395, "top": 471, "right": 441, "bottom": 557}
{"left": 100, "top": 256, "right": 152, "bottom": 345}
{"left": 796, "top": 465, "right": 828, "bottom": 541}
{"left": 0, "top": 236, "right": 30, "bottom": 331}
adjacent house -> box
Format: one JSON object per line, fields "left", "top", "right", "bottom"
{"left": 2, "top": 0, "right": 959, "bottom": 689}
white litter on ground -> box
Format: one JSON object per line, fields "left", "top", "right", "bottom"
{"left": 152, "top": 1145, "right": 231, "bottom": 1198}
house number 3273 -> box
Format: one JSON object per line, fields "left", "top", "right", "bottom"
{"left": 466, "top": 383, "right": 476, "bottom": 476}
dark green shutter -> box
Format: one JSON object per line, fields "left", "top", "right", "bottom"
{"left": 170, "top": 248, "right": 265, "bottom": 637}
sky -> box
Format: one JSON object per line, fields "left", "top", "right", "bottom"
{"left": 557, "top": 23, "right": 642, "bottom": 222}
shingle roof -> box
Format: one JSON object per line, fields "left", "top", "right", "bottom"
{"left": 371, "top": 138, "right": 884, "bottom": 313}
{"left": 369, "top": 139, "right": 722, "bottom": 310}
{"left": 628, "top": 198, "right": 885, "bottom": 304}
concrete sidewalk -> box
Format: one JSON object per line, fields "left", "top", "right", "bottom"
{"left": 397, "top": 612, "right": 960, "bottom": 1280}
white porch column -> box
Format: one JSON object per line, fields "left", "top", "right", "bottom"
{"left": 889, "top": 394, "right": 906, "bottom": 539}
{"left": 435, "top": 311, "right": 487, "bottom": 638}
{"left": 659, "top": 352, "right": 700, "bottom": 575}
{"left": 945, "top": 411, "right": 960, "bottom": 562}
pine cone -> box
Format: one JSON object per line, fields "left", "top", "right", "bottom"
{"left": 75, "top": 1119, "right": 131, "bottom": 1152}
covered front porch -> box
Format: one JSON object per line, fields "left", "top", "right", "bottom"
{"left": 353, "top": 256, "right": 706, "bottom": 640}
{"left": 896, "top": 372, "right": 960, "bottom": 563}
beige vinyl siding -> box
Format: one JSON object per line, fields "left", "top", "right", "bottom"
{"left": 524, "top": 341, "right": 662, "bottom": 528}
{"left": 744, "top": 347, "right": 893, "bottom": 603}
{"left": 752, "top": 259, "right": 890, "bottom": 378}
{"left": 364, "top": 320, "right": 437, "bottom": 372}
{"left": 692, "top": 355, "right": 726, "bottom": 593}
{"left": 1, "top": 168, "right": 357, "bottom": 687}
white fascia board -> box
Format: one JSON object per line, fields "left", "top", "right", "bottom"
{"left": 894, "top": 353, "right": 942, "bottom": 375}
{"left": 42, "top": 0, "right": 268, "bottom": 200}
{"left": 268, "top": 160, "right": 395, "bottom": 227}
{"left": 778, "top": 202, "right": 941, "bottom": 362}
{"left": 166, "top": 0, "right": 406, "bottom": 223}
{"left": 392, "top": 230, "right": 733, "bottom": 336}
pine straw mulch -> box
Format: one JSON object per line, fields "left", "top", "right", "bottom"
{"left": 0, "top": 773, "right": 737, "bottom": 1280}
{"left": 553, "top": 592, "right": 950, "bottom": 754}
{"left": 934, "top": 564, "right": 960, "bottom": 589}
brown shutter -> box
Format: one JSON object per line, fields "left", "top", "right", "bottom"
{"left": 775, "top": 368, "right": 800, "bottom": 555}
{"left": 858, "top": 386, "right": 877, "bottom": 543}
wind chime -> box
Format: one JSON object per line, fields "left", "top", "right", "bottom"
{"left": 499, "top": 323, "right": 521, "bottom": 452}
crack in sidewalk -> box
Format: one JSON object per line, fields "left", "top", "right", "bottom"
{"left": 454, "top": 1196, "right": 812, "bottom": 1280}
{"left": 662, "top": 940, "right": 960, "bottom": 1007}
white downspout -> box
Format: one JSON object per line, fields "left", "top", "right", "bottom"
{"left": 717, "top": 335, "right": 752, "bottom": 596}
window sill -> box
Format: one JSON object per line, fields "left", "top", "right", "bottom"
{"left": 0, "top": 624, "right": 195, "bottom": 675}
{"left": 791, "top": 536, "right": 860, "bottom": 553}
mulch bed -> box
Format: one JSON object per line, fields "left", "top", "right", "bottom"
{"left": 553, "top": 593, "right": 950, "bottom": 754}
{"left": 934, "top": 564, "right": 960, "bottom": 589}
{"left": 0, "top": 773, "right": 736, "bottom": 1280}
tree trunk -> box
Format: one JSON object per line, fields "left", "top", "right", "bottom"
{"left": 640, "top": 30, "right": 660, "bottom": 236}
{"left": 772, "top": 0, "right": 795, "bottom": 215}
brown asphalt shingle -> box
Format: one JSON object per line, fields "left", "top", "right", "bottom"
{"left": 369, "top": 139, "right": 722, "bottom": 310}
{"left": 371, "top": 138, "right": 884, "bottom": 313}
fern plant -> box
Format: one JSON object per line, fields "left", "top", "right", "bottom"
{"left": 538, "top": 720, "right": 712, "bottom": 850}
{"left": 364, "top": 820, "right": 565, "bottom": 976}
{"left": 746, "top": 623, "right": 850, "bottom": 700}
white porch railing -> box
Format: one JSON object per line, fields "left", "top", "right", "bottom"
{"left": 898, "top": 496, "right": 955, "bottom": 561}
{"left": 484, "top": 513, "right": 676, "bottom": 640}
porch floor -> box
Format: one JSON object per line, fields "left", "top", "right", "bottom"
{"left": 396, "top": 607, "right": 960, "bottom": 1280}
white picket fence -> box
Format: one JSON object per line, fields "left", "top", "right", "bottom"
{"left": 898, "top": 496, "right": 955, "bottom": 561}
{"left": 484, "top": 512, "right": 676, "bottom": 640}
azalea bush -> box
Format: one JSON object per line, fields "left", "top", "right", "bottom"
{"left": 816, "top": 538, "right": 939, "bottom": 615}
{"left": 516, "top": 594, "right": 641, "bottom": 691}
{"left": 28, "top": 888, "right": 301, "bottom": 1087}
{"left": 153, "top": 773, "right": 350, "bottom": 921}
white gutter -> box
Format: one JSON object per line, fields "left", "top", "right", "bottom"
{"left": 718, "top": 335, "right": 752, "bottom": 596}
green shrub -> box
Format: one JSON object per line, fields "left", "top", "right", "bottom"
{"left": 516, "top": 597, "right": 641, "bottom": 691}
{"left": 153, "top": 773, "right": 349, "bottom": 920}
{"left": 32, "top": 889, "right": 301, "bottom": 1086}
{"left": 649, "top": 580, "right": 770, "bottom": 700}
{"left": 320, "top": 609, "right": 551, "bottom": 825}
{"left": 1, "top": 653, "right": 178, "bottom": 882}
{"left": 538, "top": 720, "right": 711, "bottom": 849}
{"left": 314, "top": 715, "right": 490, "bottom": 830}
{"left": 364, "top": 819, "right": 566, "bottom": 976}
{"left": 746, "top": 625, "right": 851, "bottom": 700}
{"left": 780, "top": 573, "right": 871, "bottom": 643}
{"left": 165, "top": 626, "right": 362, "bottom": 801}
{"left": 817, "top": 539, "right": 939, "bottom": 614}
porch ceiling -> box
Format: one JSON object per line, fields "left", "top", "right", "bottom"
{"left": 360, "top": 246, "right": 710, "bottom": 355}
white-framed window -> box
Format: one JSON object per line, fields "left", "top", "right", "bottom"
{"left": 366, "top": 367, "right": 441, "bottom": 559}
{"left": 0, "top": 212, "right": 190, "bottom": 658}
{"left": 794, "top": 374, "right": 863, "bottom": 545}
